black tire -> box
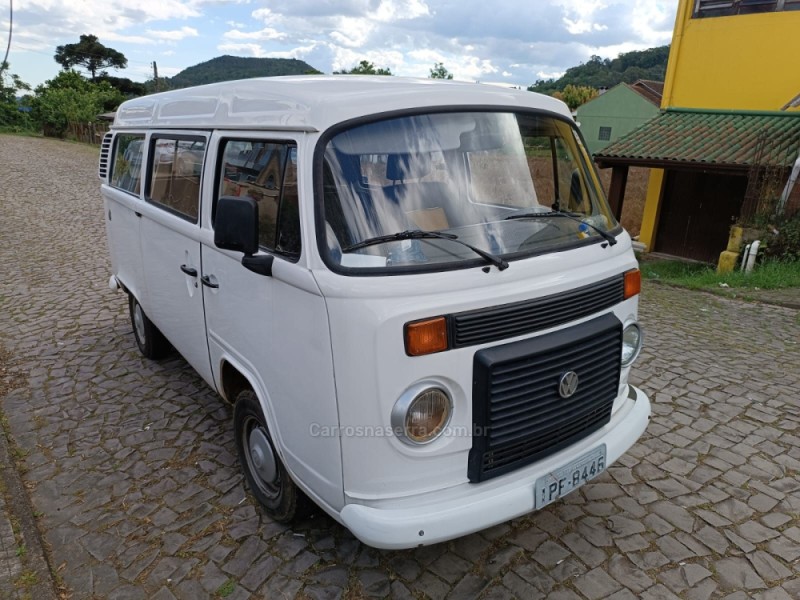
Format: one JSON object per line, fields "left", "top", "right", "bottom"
{"left": 128, "top": 294, "right": 170, "bottom": 359}
{"left": 234, "top": 390, "right": 310, "bottom": 523}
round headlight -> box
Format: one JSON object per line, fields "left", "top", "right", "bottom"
{"left": 621, "top": 323, "right": 643, "bottom": 367}
{"left": 392, "top": 386, "right": 452, "bottom": 445}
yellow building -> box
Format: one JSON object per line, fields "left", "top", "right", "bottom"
{"left": 662, "top": 0, "right": 800, "bottom": 111}
{"left": 596, "top": 0, "right": 800, "bottom": 262}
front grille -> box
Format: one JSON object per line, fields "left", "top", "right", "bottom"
{"left": 468, "top": 313, "right": 621, "bottom": 482}
{"left": 451, "top": 275, "right": 624, "bottom": 348}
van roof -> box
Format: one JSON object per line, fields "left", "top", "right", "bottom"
{"left": 113, "top": 75, "right": 572, "bottom": 132}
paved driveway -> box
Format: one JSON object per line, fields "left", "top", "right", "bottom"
{"left": 1, "top": 135, "right": 799, "bottom": 599}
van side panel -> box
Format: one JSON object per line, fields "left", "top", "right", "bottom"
{"left": 103, "top": 190, "right": 146, "bottom": 301}
{"left": 138, "top": 207, "right": 214, "bottom": 385}
{"left": 201, "top": 244, "right": 344, "bottom": 512}
{"left": 270, "top": 265, "right": 343, "bottom": 511}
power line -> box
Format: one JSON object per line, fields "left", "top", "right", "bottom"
{"left": 0, "top": 0, "right": 12, "bottom": 77}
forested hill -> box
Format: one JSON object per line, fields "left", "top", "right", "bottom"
{"left": 528, "top": 45, "right": 670, "bottom": 94}
{"left": 163, "top": 55, "right": 322, "bottom": 89}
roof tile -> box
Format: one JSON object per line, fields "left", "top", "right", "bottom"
{"left": 595, "top": 109, "right": 800, "bottom": 168}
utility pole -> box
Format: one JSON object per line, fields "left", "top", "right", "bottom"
{"left": 152, "top": 61, "right": 159, "bottom": 92}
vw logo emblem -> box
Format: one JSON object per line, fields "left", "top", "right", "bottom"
{"left": 558, "top": 371, "right": 579, "bottom": 398}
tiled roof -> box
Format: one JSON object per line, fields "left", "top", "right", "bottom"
{"left": 595, "top": 108, "right": 800, "bottom": 169}
{"left": 628, "top": 80, "right": 663, "bottom": 106}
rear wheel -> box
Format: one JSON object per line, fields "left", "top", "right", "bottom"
{"left": 128, "top": 294, "right": 170, "bottom": 359}
{"left": 234, "top": 390, "right": 309, "bottom": 522}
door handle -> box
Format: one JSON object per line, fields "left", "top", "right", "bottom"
{"left": 201, "top": 275, "right": 219, "bottom": 289}
{"left": 180, "top": 264, "right": 198, "bottom": 277}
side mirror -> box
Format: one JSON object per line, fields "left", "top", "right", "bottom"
{"left": 215, "top": 196, "right": 259, "bottom": 255}
{"left": 214, "top": 196, "right": 274, "bottom": 277}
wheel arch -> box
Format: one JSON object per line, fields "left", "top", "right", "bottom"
{"left": 217, "top": 357, "right": 343, "bottom": 519}
{"left": 220, "top": 359, "right": 254, "bottom": 405}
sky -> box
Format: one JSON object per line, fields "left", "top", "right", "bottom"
{"left": 2, "top": 0, "right": 677, "bottom": 89}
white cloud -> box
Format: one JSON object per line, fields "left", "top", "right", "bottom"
{"left": 537, "top": 70, "right": 565, "bottom": 80}
{"left": 102, "top": 32, "right": 155, "bottom": 45}
{"left": 252, "top": 7, "right": 279, "bottom": 24}
{"left": 581, "top": 40, "right": 650, "bottom": 61}
{"left": 267, "top": 44, "right": 318, "bottom": 60}
{"left": 407, "top": 49, "right": 447, "bottom": 63}
{"left": 224, "top": 27, "right": 286, "bottom": 42}
{"left": 629, "top": 0, "right": 675, "bottom": 45}
{"left": 6, "top": 0, "right": 679, "bottom": 89}
{"left": 455, "top": 56, "right": 498, "bottom": 80}
{"left": 146, "top": 27, "right": 200, "bottom": 41}
{"left": 217, "top": 43, "right": 270, "bottom": 58}
{"left": 330, "top": 46, "right": 405, "bottom": 72}
{"left": 371, "top": 0, "right": 430, "bottom": 22}
{"left": 555, "top": 0, "right": 608, "bottom": 35}
{"left": 329, "top": 17, "right": 375, "bottom": 48}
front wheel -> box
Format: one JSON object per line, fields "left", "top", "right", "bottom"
{"left": 234, "top": 390, "right": 309, "bottom": 523}
{"left": 128, "top": 294, "right": 170, "bottom": 359}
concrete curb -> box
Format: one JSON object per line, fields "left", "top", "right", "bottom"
{"left": 0, "top": 413, "right": 58, "bottom": 600}
{"left": 643, "top": 279, "right": 800, "bottom": 310}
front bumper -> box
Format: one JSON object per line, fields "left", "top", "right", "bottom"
{"left": 340, "top": 384, "right": 650, "bottom": 549}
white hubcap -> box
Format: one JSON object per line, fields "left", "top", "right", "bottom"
{"left": 133, "top": 303, "right": 146, "bottom": 343}
{"left": 248, "top": 427, "right": 277, "bottom": 484}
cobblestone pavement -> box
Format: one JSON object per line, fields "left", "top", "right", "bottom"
{"left": 1, "top": 134, "right": 799, "bottom": 599}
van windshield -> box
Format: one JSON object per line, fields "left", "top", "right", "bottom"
{"left": 320, "top": 111, "right": 618, "bottom": 272}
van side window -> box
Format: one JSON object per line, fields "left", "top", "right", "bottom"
{"left": 147, "top": 136, "right": 206, "bottom": 222}
{"left": 110, "top": 134, "right": 144, "bottom": 195}
{"left": 218, "top": 141, "right": 301, "bottom": 257}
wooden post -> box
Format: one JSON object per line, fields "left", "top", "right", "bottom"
{"left": 607, "top": 165, "right": 629, "bottom": 221}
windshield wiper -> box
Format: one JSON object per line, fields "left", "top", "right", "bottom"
{"left": 504, "top": 210, "right": 617, "bottom": 246}
{"left": 342, "top": 230, "right": 509, "bottom": 271}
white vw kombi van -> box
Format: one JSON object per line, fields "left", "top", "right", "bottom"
{"left": 99, "top": 76, "right": 650, "bottom": 549}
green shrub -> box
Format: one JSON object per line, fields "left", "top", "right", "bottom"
{"left": 763, "top": 214, "right": 800, "bottom": 262}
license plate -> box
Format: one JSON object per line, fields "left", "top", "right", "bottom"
{"left": 534, "top": 444, "right": 606, "bottom": 509}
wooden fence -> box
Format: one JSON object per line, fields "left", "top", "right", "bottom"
{"left": 65, "top": 121, "right": 111, "bottom": 145}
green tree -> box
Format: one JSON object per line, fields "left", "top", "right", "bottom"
{"left": 31, "top": 70, "right": 124, "bottom": 137}
{"left": 96, "top": 73, "right": 147, "bottom": 97}
{"left": 528, "top": 45, "right": 670, "bottom": 95}
{"left": 54, "top": 34, "right": 128, "bottom": 80}
{"left": 552, "top": 84, "right": 599, "bottom": 111}
{"left": 429, "top": 62, "right": 454, "bottom": 80}
{"left": 334, "top": 60, "right": 392, "bottom": 75}
{"left": 0, "top": 62, "right": 33, "bottom": 130}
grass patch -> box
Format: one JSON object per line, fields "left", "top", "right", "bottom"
{"left": 641, "top": 259, "right": 800, "bottom": 291}
{"left": 0, "top": 128, "right": 41, "bottom": 137}
{"left": 215, "top": 579, "right": 236, "bottom": 598}
{"left": 15, "top": 570, "right": 37, "bottom": 588}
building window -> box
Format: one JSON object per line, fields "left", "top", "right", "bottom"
{"left": 693, "top": 0, "right": 791, "bottom": 18}
{"left": 598, "top": 126, "right": 612, "bottom": 142}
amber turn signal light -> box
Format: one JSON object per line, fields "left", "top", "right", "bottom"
{"left": 405, "top": 317, "right": 448, "bottom": 356}
{"left": 624, "top": 268, "right": 641, "bottom": 299}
